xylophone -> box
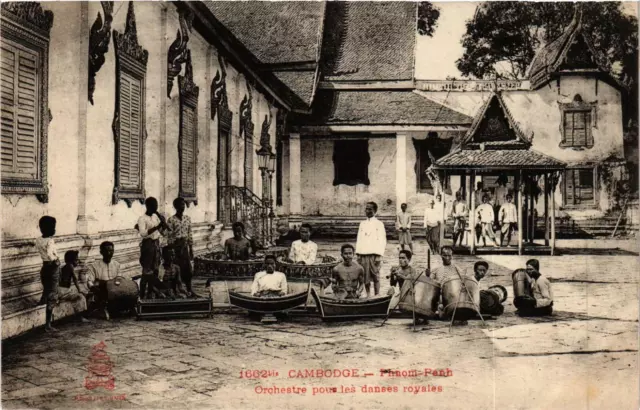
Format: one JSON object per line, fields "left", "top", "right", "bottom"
{"left": 136, "top": 297, "right": 213, "bottom": 319}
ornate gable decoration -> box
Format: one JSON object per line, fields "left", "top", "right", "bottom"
{"left": 211, "top": 54, "right": 232, "bottom": 131}
{"left": 239, "top": 81, "right": 254, "bottom": 140}
{"left": 1, "top": 2, "right": 53, "bottom": 37}
{"left": 111, "top": 1, "right": 148, "bottom": 207}
{"left": 462, "top": 93, "right": 532, "bottom": 150}
{"left": 259, "top": 109, "right": 273, "bottom": 151}
{"left": 112, "top": 2, "right": 148, "bottom": 67}
{"left": 88, "top": 1, "right": 114, "bottom": 105}
{"left": 167, "top": 8, "right": 193, "bottom": 98}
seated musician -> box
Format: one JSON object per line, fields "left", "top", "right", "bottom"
{"left": 160, "top": 246, "right": 189, "bottom": 299}
{"left": 86, "top": 241, "right": 121, "bottom": 320}
{"left": 251, "top": 255, "right": 288, "bottom": 298}
{"left": 389, "top": 250, "right": 417, "bottom": 290}
{"left": 518, "top": 259, "right": 553, "bottom": 316}
{"left": 275, "top": 223, "right": 301, "bottom": 247}
{"left": 473, "top": 261, "right": 489, "bottom": 284}
{"left": 225, "top": 222, "right": 253, "bottom": 261}
{"left": 331, "top": 244, "right": 364, "bottom": 300}
{"left": 287, "top": 223, "right": 317, "bottom": 265}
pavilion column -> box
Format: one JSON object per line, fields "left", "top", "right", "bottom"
{"left": 289, "top": 133, "right": 302, "bottom": 216}
{"left": 517, "top": 171, "right": 523, "bottom": 255}
{"left": 395, "top": 133, "right": 407, "bottom": 209}
{"left": 544, "top": 173, "right": 549, "bottom": 246}
{"left": 469, "top": 171, "right": 476, "bottom": 255}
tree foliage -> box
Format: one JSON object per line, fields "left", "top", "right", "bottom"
{"left": 456, "top": 2, "right": 638, "bottom": 85}
{"left": 417, "top": 2, "right": 440, "bottom": 37}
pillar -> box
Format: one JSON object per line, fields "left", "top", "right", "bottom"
{"left": 439, "top": 170, "right": 446, "bottom": 252}
{"left": 517, "top": 171, "right": 523, "bottom": 255}
{"left": 395, "top": 133, "right": 407, "bottom": 209}
{"left": 469, "top": 171, "right": 476, "bottom": 254}
{"left": 544, "top": 173, "right": 549, "bottom": 246}
{"left": 289, "top": 133, "right": 302, "bottom": 215}
{"left": 76, "top": 2, "right": 99, "bottom": 235}
{"left": 551, "top": 178, "right": 557, "bottom": 255}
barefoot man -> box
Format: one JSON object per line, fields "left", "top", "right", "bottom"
{"left": 331, "top": 244, "right": 365, "bottom": 300}
{"left": 356, "top": 202, "right": 387, "bottom": 298}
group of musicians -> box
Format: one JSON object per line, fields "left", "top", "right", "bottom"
{"left": 37, "top": 195, "right": 552, "bottom": 331}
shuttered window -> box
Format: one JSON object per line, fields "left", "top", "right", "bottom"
{"left": 564, "top": 168, "right": 596, "bottom": 206}
{"left": 180, "top": 105, "right": 197, "bottom": 196}
{"left": 1, "top": 38, "right": 40, "bottom": 181}
{"left": 118, "top": 70, "right": 142, "bottom": 189}
{"left": 562, "top": 111, "right": 593, "bottom": 148}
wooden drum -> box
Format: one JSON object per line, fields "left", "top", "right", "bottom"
{"left": 398, "top": 275, "right": 441, "bottom": 317}
{"left": 512, "top": 269, "right": 535, "bottom": 310}
{"left": 105, "top": 276, "right": 139, "bottom": 312}
{"left": 479, "top": 285, "right": 508, "bottom": 316}
{"left": 441, "top": 276, "right": 480, "bottom": 320}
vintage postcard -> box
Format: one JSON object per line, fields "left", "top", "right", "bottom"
{"left": 1, "top": 1, "right": 638, "bottom": 409}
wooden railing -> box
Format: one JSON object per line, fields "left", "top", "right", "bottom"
{"left": 219, "top": 185, "right": 268, "bottom": 248}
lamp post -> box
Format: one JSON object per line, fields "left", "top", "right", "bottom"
{"left": 266, "top": 152, "right": 277, "bottom": 245}
{"left": 256, "top": 147, "right": 270, "bottom": 248}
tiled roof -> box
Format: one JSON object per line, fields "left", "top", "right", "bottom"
{"left": 435, "top": 149, "right": 566, "bottom": 170}
{"left": 204, "top": 2, "right": 325, "bottom": 64}
{"left": 462, "top": 92, "right": 531, "bottom": 147}
{"left": 301, "top": 90, "right": 473, "bottom": 126}
{"left": 273, "top": 71, "right": 318, "bottom": 107}
{"left": 320, "top": 2, "right": 417, "bottom": 81}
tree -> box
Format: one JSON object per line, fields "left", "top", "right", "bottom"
{"left": 417, "top": 2, "right": 440, "bottom": 37}
{"left": 456, "top": 2, "right": 637, "bottom": 85}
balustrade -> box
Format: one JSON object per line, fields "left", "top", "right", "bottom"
{"left": 219, "top": 185, "right": 268, "bottom": 248}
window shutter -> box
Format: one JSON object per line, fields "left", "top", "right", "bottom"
{"left": 181, "top": 106, "right": 197, "bottom": 194}
{"left": 563, "top": 112, "right": 574, "bottom": 146}
{"left": 585, "top": 111, "right": 593, "bottom": 147}
{"left": 118, "top": 71, "right": 142, "bottom": 189}
{"left": 1, "top": 40, "right": 39, "bottom": 180}
{"left": 573, "top": 112, "right": 587, "bottom": 147}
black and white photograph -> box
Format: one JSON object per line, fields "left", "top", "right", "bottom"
{"left": 1, "top": 1, "right": 639, "bottom": 409}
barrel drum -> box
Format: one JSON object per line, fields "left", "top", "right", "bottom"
{"left": 398, "top": 275, "right": 441, "bottom": 317}
{"left": 441, "top": 276, "right": 480, "bottom": 320}
{"left": 479, "top": 285, "right": 508, "bottom": 316}
{"left": 105, "top": 276, "right": 139, "bottom": 313}
{"left": 512, "top": 269, "right": 535, "bottom": 309}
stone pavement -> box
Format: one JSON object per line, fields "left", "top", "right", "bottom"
{"left": 2, "top": 239, "right": 638, "bottom": 410}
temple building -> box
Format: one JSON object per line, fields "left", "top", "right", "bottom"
{"left": 0, "top": 2, "right": 634, "bottom": 338}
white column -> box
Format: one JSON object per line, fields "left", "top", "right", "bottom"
{"left": 517, "top": 171, "right": 524, "bottom": 255}
{"left": 551, "top": 180, "right": 556, "bottom": 255}
{"left": 76, "top": 2, "right": 98, "bottom": 235}
{"left": 469, "top": 172, "right": 476, "bottom": 254}
{"left": 204, "top": 45, "right": 215, "bottom": 222}
{"left": 289, "top": 133, "right": 302, "bottom": 215}
{"left": 395, "top": 133, "right": 407, "bottom": 210}
{"left": 160, "top": 6, "right": 170, "bottom": 215}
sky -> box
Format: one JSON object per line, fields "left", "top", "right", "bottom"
{"left": 415, "top": 1, "right": 639, "bottom": 80}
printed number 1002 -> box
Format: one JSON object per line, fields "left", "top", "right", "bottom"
{"left": 239, "top": 370, "right": 279, "bottom": 379}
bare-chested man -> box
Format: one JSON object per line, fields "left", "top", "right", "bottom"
{"left": 331, "top": 244, "right": 364, "bottom": 300}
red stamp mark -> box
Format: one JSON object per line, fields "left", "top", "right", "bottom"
{"left": 83, "top": 341, "right": 116, "bottom": 391}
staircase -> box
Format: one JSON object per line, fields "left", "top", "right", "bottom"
{"left": 219, "top": 185, "right": 269, "bottom": 246}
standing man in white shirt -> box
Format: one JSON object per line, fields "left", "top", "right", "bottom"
{"left": 356, "top": 202, "right": 387, "bottom": 298}
{"left": 477, "top": 195, "right": 499, "bottom": 247}
{"left": 137, "top": 197, "right": 168, "bottom": 299}
{"left": 288, "top": 223, "right": 318, "bottom": 265}
{"left": 498, "top": 193, "right": 518, "bottom": 246}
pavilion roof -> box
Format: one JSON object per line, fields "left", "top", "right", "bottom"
{"left": 434, "top": 148, "right": 566, "bottom": 171}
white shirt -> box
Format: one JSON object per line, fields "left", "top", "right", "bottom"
{"left": 494, "top": 185, "right": 508, "bottom": 206}
{"left": 137, "top": 214, "right": 163, "bottom": 240}
{"left": 476, "top": 203, "right": 495, "bottom": 223}
{"left": 87, "top": 259, "right": 121, "bottom": 285}
{"left": 355, "top": 217, "right": 386, "bottom": 256}
{"left": 423, "top": 207, "right": 440, "bottom": 228}
{"left": 450, "top": 201, "right": 468, "bottom": 218}
{"left": 499, "top": 202, "right": 518, "bottom": 224}
{"left": 288, "top": 240, "right": 318, "bottom": 265}
{"left": 35, "top": 237, "right": 59, "bottom": 262}
{"left": 251, "top": 271, "right": 288, "bottom": 296}
{"left": 396, "top": 211, "right": 412, "bottom": 230}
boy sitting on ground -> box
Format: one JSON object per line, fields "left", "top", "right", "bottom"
{"left": 59, "top": 250, "right": 90, "bottom": 323}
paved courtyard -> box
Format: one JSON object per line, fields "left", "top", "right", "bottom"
{"left": 2, "top": 239, "right": 638, "bottom": 410}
